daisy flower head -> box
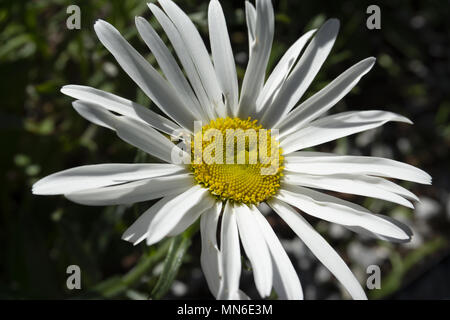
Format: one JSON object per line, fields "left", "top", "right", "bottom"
{"left": 33, "top": 0, "right": 431, "bottom": 300}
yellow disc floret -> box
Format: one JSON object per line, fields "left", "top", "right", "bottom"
{"left": 191, "top": 117, "right": 284, "bottom": 205}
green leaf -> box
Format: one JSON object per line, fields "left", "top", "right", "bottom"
{"left": 150, "top": 232, "right": 192, "bottom": 299}
{"left": 88, "top": 240, "right": 171, "bottom": 298}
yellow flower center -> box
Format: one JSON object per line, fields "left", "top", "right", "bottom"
{"left": 190, "top": 117, "right": 284, "bottom": 205}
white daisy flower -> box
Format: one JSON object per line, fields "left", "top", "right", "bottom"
{"left": 32, "top": 0, "right": 431, "bottom": 300}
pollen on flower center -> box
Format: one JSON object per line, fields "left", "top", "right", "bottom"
{"left": 190, "top": 117, "right": 284, "bottom": 205}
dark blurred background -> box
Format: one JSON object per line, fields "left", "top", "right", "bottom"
{"left": 1, "top": 0, "right": 449, "bottom": 299}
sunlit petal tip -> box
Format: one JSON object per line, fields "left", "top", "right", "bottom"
{"left": 387, "top": 112, "right": 413, "bottom": 124}
{"left": 60, "top": 85, "right": 81, "bottom": 99}
{"left": 372, "top": 217, "right": 411, "bottom": 241}
{"left": 31, "top": 180, "right": 46, "bottom": 195}
{"left": 121, "top": 233, "right": 132, "bottom": 241}
{"left": 403, "top": 233, "right": 413, "bottom": 243}
{"left": 60, "top": 85, "right": 71, "bottom": 94}
{"left": 418, "top": 172, "right": 432, "bottom": 185}
{"left": 403, "top": 117, "right": 414, "bottom": 125}
{"left": 121, "top": 232, "right": 142, "bottom": 246}
{"left": 406, "top": 202, "right": 415, "bottom": 209}
{"left": 93, "top": 19, "right": 107, "bottom": 31}
{"left": 365, "top": 56, "right": 377, "bottom": 70}
{"left": 392, "top": 229, "right": 410, "bottom": 241}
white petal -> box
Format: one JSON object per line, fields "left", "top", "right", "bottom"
{"left": 281, "top": 110, "right": 412, "bottom": 153}
{"left": 245, "top": 1, "right": 256, "bottom": 45}
{"left": 256, "top": 29, "right": 316, "bottom": 114}
{"left": 346, "top": 214, "right": 412, "bottom": 243}
{"left": 61, "top": 85, "right": 181, "bottom": 136}
{"left": 284, "top": 172, "right": 415, "bottom": 208}
{"left": 269, "top": 198, "right": 367, "bottom": 300}
{"left": 252, "top": 208, "right": 303, "bottom": 300}
{"left": 122, "top": 186, "right": 214, "bottom": 246}
{"left": 238, "top": 0, "right": 274, "bottom": 119}
{"left": 121, "top": 195, "right": 177, "bottom": 245}
{"left": 149, "top": 4, "right": 215, "bottom": 120}
{"left": 260, "top": 19, "right": 340, "bottom": 128}
{"left": 94, "top": 20, "right": 197, "bottom": 131}
{"left": 112, "top": 113, "right": 187, "bottom": 164}
{"left": 134, "top": 17, "right": 205, "bottom": 121}
{"left": 278, "top": 57, "right": 376, "bottom": 136}
{"left": 32, "top": 163, "right": 184, "bottom": 195}
{"left": 235, "top": 205, "right": 273, "bottom": 298}
{"left": 145, "top": 185, "right": 213, "bottom": 245}
{"left": 217, "top": 202, "right": 241, "bottom": 300}
{"left": 208, "top": 0, "right": 239, "bottom": 116}
{"left": 277, "top": 184, "right": 410, "bottom": 240}
{"left": 65, "top": 174, "right": 193, "bottom": 206}
{"left": 200, "top": 202, "right": 223, "bottom": 297}
{"left": 72, "top": 100, "right": 115, "bottom": 130}
{"left": 158, "top": 0, "right": 226, "bottom": 118}
{"left": 166, "top": 196, "right": 216, "bottom": 238}
{"left": 285, "top": 151, "right": 432, "bottom": 184}
{"left": 72, "top": 101, "right": 188, "bottom": 164}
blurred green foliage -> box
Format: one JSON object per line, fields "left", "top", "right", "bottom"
{"left": 1, "top": 0, "right": 449, "bottom": 299}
